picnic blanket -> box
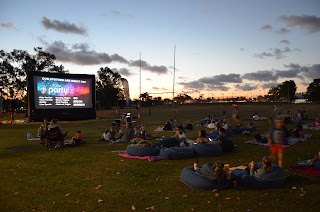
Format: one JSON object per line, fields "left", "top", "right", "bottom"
{"left": 245, "top": 134, "right": 312, "bottom": 148}
{"left": 289, "top": 166, "right": 320, "bottom": 177}
{"left": 118, "top": 152, "right": 161, "bottom": 162}
{"left": 27, "top": 137, "right": 41, "bottom": 141}
{"left": 302, "top": 124, "right": 320, "bottom": 130}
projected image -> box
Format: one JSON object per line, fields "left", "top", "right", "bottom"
{"left": 34, "top": 76, "right": 93, "bottom": 109}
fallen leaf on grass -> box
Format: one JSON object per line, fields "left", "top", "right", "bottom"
{"left": 207, "top": 200, "right": 211, "bottom": 204}
{"left": 300, "top": 194, "right": 305, "bottom": 197}
{"left": 120, "top": 159, "right": 124, "bottom": 162}
{"left": 95, "top": 185, "right": 102, "bottom": 190}
{"left": 98, "top": 199, "right": 104, "bottom": 203}
{"left": 237, "top": 197, "right": 240, "bottom": 200}
{"left": 212, "top": 189, "right": 218, "bottom": 193}
{"left": 165, "top": 196, "right": 169, "bottom": 200}
{"left": 183, "top": 194, "right": 188, "bottom": 198}
{"left": 215, "top": 193, "right": 219, "bottom": 197}
{"left": 145, "top": 206, "right": 155, "bottom": 211}
{"left": 131, "top": 205, "right": 136, "bottom": 210}
{"left": 292, "top": 186, "right": 297, "bottom": 190}
{"left": 226, "top": 197, "right": 232, "bottom": 200}
{"left": 116, "top": 172, "right": 120, "bottom": 175}
{"left": 65, "top": 193, "right": 70, "bottom": 197}
{"left": 76, "top": 200, "right": 80, "bottom": 203}
{"left": 14, "top": 192, "right": 20, "bottom": 195}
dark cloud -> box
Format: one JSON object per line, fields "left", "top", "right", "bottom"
{"left": 111, "top": 54, "right": 129, "bottom": 64}
{"left": 284, "top": 63, "right": 301, "bottom": 69}
{"left": 242, "top": 70, "right": 278, "bottom": 81}
{"left": 72, "top": 43, "right": 90, "bottom": 51}
{"left": 280, "top": 40, "right": 290, "bottom": 45}
{"left": 179, "top": 81, "right": 204, "bottom": 89}
{"left": 279, "top": 15, "right": 320, "bottom": 33}
{"left": 234, "top": 84, "right": 258, "bottom": 91}
{"left": 261, "top": 82, "right": 279, "bottom": 89}
{"left": 45, "top": 41, "right": 112, "bottom": 65}
{"left": 129, "top": 59, "right": 168, "bottom": 74}
{"left": 275, "top": 69, "right": 300, "bottom": 78}
{"left": 44, "top": 40, "right": 168, "bottom": 70}
{"left": 260, "top": 24, "right": 273, "bottom": 31}
{"left": 179, "top": 74, "right": 240, "bottom": 91}
{"left": 302, "top": 64, "right": 320, "bottom": 79}
{"left": 111, "top": 68, "right": 135, "bottom": 77}
{"left": 41, "top": 17, "right": 87, "bottom": 35}
{"left": 275, "top": 27, "right": 291, "bottom": 34}
{"left": 253, "top": 47, "right": 291, "bottom": 59}
{"left": 0, "top": 22, "right": 16, "bottom": 30}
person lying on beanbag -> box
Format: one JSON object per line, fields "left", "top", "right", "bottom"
{"left": 247, "top": 156, "right": 273, "bottom": 177}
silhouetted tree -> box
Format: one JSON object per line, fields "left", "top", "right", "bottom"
{"left": 174, "top": 93, "right": 192, "bottom": 104}
{"left": 0, "top": 47, "right": 68, "bottom": 111}
{"left": 305, "top": 79, "right": 320, "bottom": 103}
{"left": 96, "top": 67, "right": 124, "bottom": 109}
{"left": 278, "top": 80, "right": 297, "bottom": 103}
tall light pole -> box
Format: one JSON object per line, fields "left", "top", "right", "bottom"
{"left": 172, "top": 45, "right": 176, "bottom": 109}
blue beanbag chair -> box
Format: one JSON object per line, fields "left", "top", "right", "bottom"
{"left": 225, "top": 128, "right": 234, "bottom": 137}
{"left": 231, "top": 164, "right": 286, "bottom": 188}
{"left": 180, "top": 166, "right": 230, "bottom": 190}
{"left": 127, "top": 145, "right": 160, "bottom": 156}
{"left": 191, "top": 143, "right": 222, "bottom": 157}
{"left": 159, "top": 147, "right": 194, "bottom": 160}
{"left": 314, "top": 161, "right": 320, "bottom": 169}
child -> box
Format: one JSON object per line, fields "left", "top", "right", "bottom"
{"left": 248, "top": 156, "right": 273, "bottom": 177}
{"left": 37, "top": 117, "right": 49, "bottom": 144}
{"left": 72, "top": 130, "right": 83, "bottom": 145}
{"left": 268, "top": 118, "right": 286, "bottom": 167}
{"left": 134, "top": 126, "right": 141, "bottom": 136}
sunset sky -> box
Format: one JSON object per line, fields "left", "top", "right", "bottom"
{"left": 1, "top": 0, "right": 320, "bottom": 99}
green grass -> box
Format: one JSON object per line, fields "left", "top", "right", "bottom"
{"left": 0, "top": 103, "right": 320, "bottom": 211}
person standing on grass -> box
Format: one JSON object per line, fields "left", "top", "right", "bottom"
{"left": 268, "top": 117, "right": 286, "bottom": 167}
{"left": 222, "top": 104, "right": 226, "bottom": 116}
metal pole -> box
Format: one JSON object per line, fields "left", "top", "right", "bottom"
{"left": 172, "top": 45, "right": 176, "bottom": 108}
{"left": 139, "top": 52, "right": 141, "bottom": 99}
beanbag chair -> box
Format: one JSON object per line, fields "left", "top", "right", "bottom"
{"left": 180, "top": 166, "right": 230, "bottom": 190}
{"left": 314, "top": 161, "right": 320, "bottom": 170}
{"left": 225, "top": 128, "right": 234, "bottom": 137}
{"left": 231, "top": 164, "right": 286, "bottom": 188}
{"left": 159, "top": 147, "right": 194, "bottom": 160}
{"left": 191, "top": 143, "right": 222, "bottom": 157}
{"left": 127, "top": 145, "right": 160, "bottom": 156}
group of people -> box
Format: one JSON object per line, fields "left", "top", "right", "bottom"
{"left": 193, "top": 155, "right": 274, "bottom": 182}
{"left": 37, "top": 118, "right": 83, "bottom": 146}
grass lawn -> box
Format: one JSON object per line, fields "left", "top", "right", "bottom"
{"left": 0, "top": 103, "right": 319, "bottom": 212}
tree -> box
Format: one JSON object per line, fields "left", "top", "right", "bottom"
{"left": 96, "top": 67, "right": 124, "bottom": 109}
{"left": 0, "top": 48, "right": 68, "bottom": 110}
{"left": 305, "top": 79, "right": 320, "bottom": 103}
{"left": 174, "top": 93, "right": 192, "bottom": 104}
{"left": 267, "top": 80, "right": 296, "bottom": 103}
{"left": 278, "top": 80, "right": 296, "bottom": 103}
{"left": 268, "top": 86, "right": 280, "bottom": 102}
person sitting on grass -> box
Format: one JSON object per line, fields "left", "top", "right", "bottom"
{"left": 289, "top": 125, "right": 304, "bottom": 138}
{"left": 72, "top": 130, "right": 83, "bottom": 145}
{"left": 37, "top": 117, "right": 49, "bottom": 144}
{"left": 98, "top": 129, "right": 111, "bottom": 142}
{"left": 247, "top": 156, "right": 273, "bottom": 177}
{"left": 134, "top": 126, "right": 141, "bottom": 136}
{"left": 195, "top": 130, "right": 210, "bottom": 144}
{"left": 251, "top": 131, "right": 268, "bottom": 143}
{"left": 172, "top": 128, "right": 189, "bottom": 146}
{"left": 211, "top": 128, "right": 234, "bottom": 152}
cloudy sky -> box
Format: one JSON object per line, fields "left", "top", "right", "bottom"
{"left": 1, "top": 0, "right": 320, "bottom": 99}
